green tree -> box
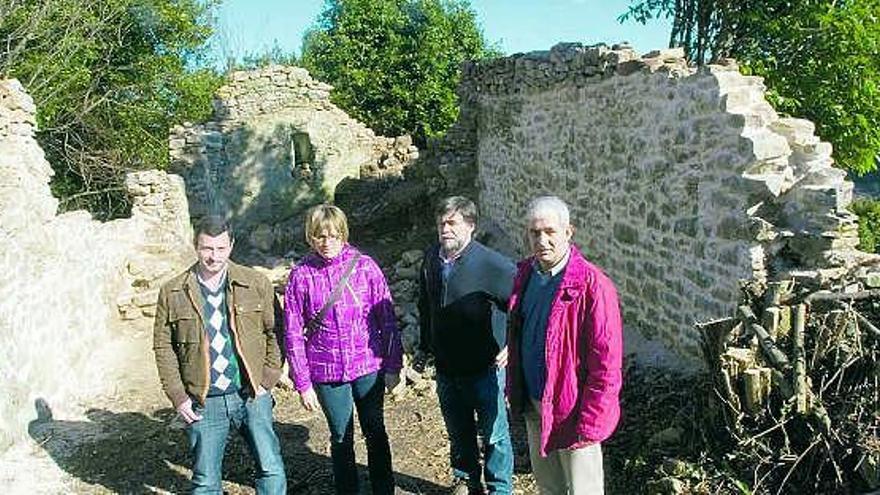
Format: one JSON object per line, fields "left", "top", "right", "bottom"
{"left": 300, "top": 0, "right": 497, "bottom": 145}
{"left": 0, "top": 0, "right": 223, "bottom": 219}
{"left": 621, "top": 0, "right": 880, "bottom": 175}
{"left": 235, "top": 42, "right": 299, "bottom": 71}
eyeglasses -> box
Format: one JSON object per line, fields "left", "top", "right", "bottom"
{"left": 311, "top": 232, "right": 341, "bottom": 243}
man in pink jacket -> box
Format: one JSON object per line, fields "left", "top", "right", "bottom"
{"left": 506, "top": 196, "right": 623, "bottom": 494}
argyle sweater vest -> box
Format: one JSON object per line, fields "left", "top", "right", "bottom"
{"left": 199, "top": 280, "right": 242, "bottom": 395}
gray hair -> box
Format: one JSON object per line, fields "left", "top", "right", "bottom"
{"left": 526, "top": 196, "right": 570, "bottom": 226}
{"left": 435, "top": 196, "right": 478, "bottom": 226}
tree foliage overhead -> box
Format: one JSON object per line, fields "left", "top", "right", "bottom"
{"left": 0, "top": 0, "right": 223, "bottom": 219}
{"left": 300, "top": 0, "right": 498, "bottom": 145}
{"left": 621, "top": 0, "right": 880, "bottom": 174}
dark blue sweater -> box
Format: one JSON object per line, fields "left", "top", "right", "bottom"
{"left": 418, "top": 240, "right": 516, "bottom": 376}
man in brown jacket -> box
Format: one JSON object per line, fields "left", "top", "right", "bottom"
{"left": 153, "top": 216, "right": 286, "bottom": 494}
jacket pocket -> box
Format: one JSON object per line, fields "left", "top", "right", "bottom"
{"left": 168, "top": 290, "right": 200, "bottom": 344}
{"left": 170, "top": 313, "right": 200, "bottom": 344}
{"left": 168, "top": 312, "right": 202, "bottom": 389}
{"left": 235, "top": 299, "right": 265, "bottom": 334}
{"left": 559, "top": 287, "right": 582, "bottom": 303}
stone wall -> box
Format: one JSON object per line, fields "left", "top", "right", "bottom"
{"left": 432, "top": 44, "right": 860, "bottom": 366}
{"left": 169, "top": 65, "right": 418, "bottom": 257}
{"left": 0, "top": 79, "right": 193, "bottom": 452}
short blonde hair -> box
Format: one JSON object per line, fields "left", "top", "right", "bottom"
{"left": 305, "top": 204, "right": 349, "bottom": 243}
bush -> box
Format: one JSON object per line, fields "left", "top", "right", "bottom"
{"left": 851, "top": 198, "right": 880, "bottom": 253}
{"left": 0, "top": 0, "right": 223, "bottom": 220}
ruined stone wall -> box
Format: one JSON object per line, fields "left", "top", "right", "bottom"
{"left": 169, "top": 65, "right": 418, "bottom": 257}
{"left": 435, "top": 45, "right": 859, "bottom": 366}
{"left": 0, "top": 79, "right": 193, "bottom": 451}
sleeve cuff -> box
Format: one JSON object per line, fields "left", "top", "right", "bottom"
{"left": 166, "top": 388, "right": 189, "bottom": 409}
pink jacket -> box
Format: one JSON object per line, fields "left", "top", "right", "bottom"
{"left": 506, "top": 245, "right": 623, "bottom": 456}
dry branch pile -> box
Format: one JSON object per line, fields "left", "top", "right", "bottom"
{"left": 699, "top": 274, "right": 880, "bottom": 494}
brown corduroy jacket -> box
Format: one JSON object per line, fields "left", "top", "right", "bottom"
{"left": 153, "top": 262, "right": 283, "bottom": 407}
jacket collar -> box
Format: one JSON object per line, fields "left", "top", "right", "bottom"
{"left": 305, "top": 243, "right": 356, "bottom": 268}
{"left": 558, "top": 245, "right": 589, "bottom": 290}
{"left": 435, "top": 238, "right": 478, "bottom": 264}
{"left": 517, "top": 244, "right": 589, "bottom": 291}
{"left": 532, "top": 248, "right": 570, "bottom": 278}
{"left": 227, "top": 262, "right": 252, "bottom": 287}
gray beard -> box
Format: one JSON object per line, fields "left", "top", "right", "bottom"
{"left": 440, "top": 238, "right": 466, "bottom": 257}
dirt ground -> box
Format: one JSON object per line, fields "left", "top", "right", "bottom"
{"left": 1, "top": 349, "right": 539, "bottom": 495}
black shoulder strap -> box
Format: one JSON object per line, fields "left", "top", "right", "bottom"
{"left": 303, "top": 253, "right": 362, "bottom": 339}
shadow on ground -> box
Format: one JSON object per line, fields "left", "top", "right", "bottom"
{"left": 27, "top": 397, "right": 450, "bottom": 494}
{"left": 28, "top": 403, "right": 191, "bottom": 494}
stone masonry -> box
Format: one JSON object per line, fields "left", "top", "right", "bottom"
{"left": 169, "top": 65, "right": 418, "bottom": 257}
{"left": 428, "top": 44, "right": 861, "bottom": 366}
{"left": 0, "top": 79, "right": 193, "bottom": 452}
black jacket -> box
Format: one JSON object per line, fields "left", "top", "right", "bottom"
{"left": 418, "top": 240, "right": 515, "bottom": 376}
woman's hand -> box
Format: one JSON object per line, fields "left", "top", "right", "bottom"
{"left": 299, "top": 387, "right": 320, "bottom": 411}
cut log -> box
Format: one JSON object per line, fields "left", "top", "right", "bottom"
{"left": 805, "top": 289, "right": 880, "bottom": 303}
{"left": 763, "top": 307, "right": 781, "bottom": 340}
{"left": 792, "top": 304, "right": 808, "bottom": 414}
{"left": 719, "top": 366, "right": 743, "bottom": 431}
{"left": 778, "top": 305, "right": 792, "bottom": 339}
{"left": 723, "top": 347, "right": 756, "bottom": 379}
{"left": 743, "top": 367, "right": 772, "bottom": 414}
{"left": 765, "top": 279, "right": 795, "bottom": 306}
{"left": 697, "top": 317, "right": 739, "bottom": 367}
{"left": 740, "top": 305, "right": 791, "bottom": 371}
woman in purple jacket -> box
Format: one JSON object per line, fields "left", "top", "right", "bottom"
{"left": 284, "top": 204, "right": 403, "bottom": 494}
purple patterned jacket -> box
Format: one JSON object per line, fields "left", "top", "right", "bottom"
{"left": 284, "top": 244, "right": 402, "bottom": 392}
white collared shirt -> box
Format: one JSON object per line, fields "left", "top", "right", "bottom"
{"left": 197, "top": 269, "right": 228, "bottom": 293}
{"left": 533, "top": 248, "right": 571, "bottom": 280}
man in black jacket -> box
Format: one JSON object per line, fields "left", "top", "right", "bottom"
{"left": 418, "top": 196, "right": 516, "bottom": 495}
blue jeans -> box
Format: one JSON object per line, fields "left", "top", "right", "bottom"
{"left": 436, "top": 367, "right": 513, "bottom": 494}
{"left": 314, "top": 371, "right": 394, "bottom": 494}
{"left": 187, "top": 391, "right": 286, "bottom": 494}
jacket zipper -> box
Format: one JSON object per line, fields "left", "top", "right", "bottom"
{"left": 326, "top": 264, "right": 345, "bottom": 378}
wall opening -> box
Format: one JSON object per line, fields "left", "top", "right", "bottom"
{"left": 291, "top": 131, "right": 314, "bottom": 179}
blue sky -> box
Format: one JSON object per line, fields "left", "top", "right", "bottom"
{"left": 208, "top": 0, "right": 672, "bottom": 65}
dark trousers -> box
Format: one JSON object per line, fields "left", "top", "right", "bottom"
{"left": 314, "top": 371, "right": 394, "bottom": 494}
{"left": 436, "top": 367, "right": 513, "bottom": 494}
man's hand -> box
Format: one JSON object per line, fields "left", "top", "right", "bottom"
{"left": 569, "top": 439, "right": 596, "bottom": 450}
{"left": 299, "top": 387, "right": 320, "bottom": 412}
{"left": 412, "top": 350, "right": 428, "bottom": 373}
{"left": 176, "top": 397, "right": 203, "bottom": 425}
{"left": 495, "top": 346, "right": 509, "bottom": 368}
{"left": 384, "top": 372, "right": 401, "bottom": 394}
